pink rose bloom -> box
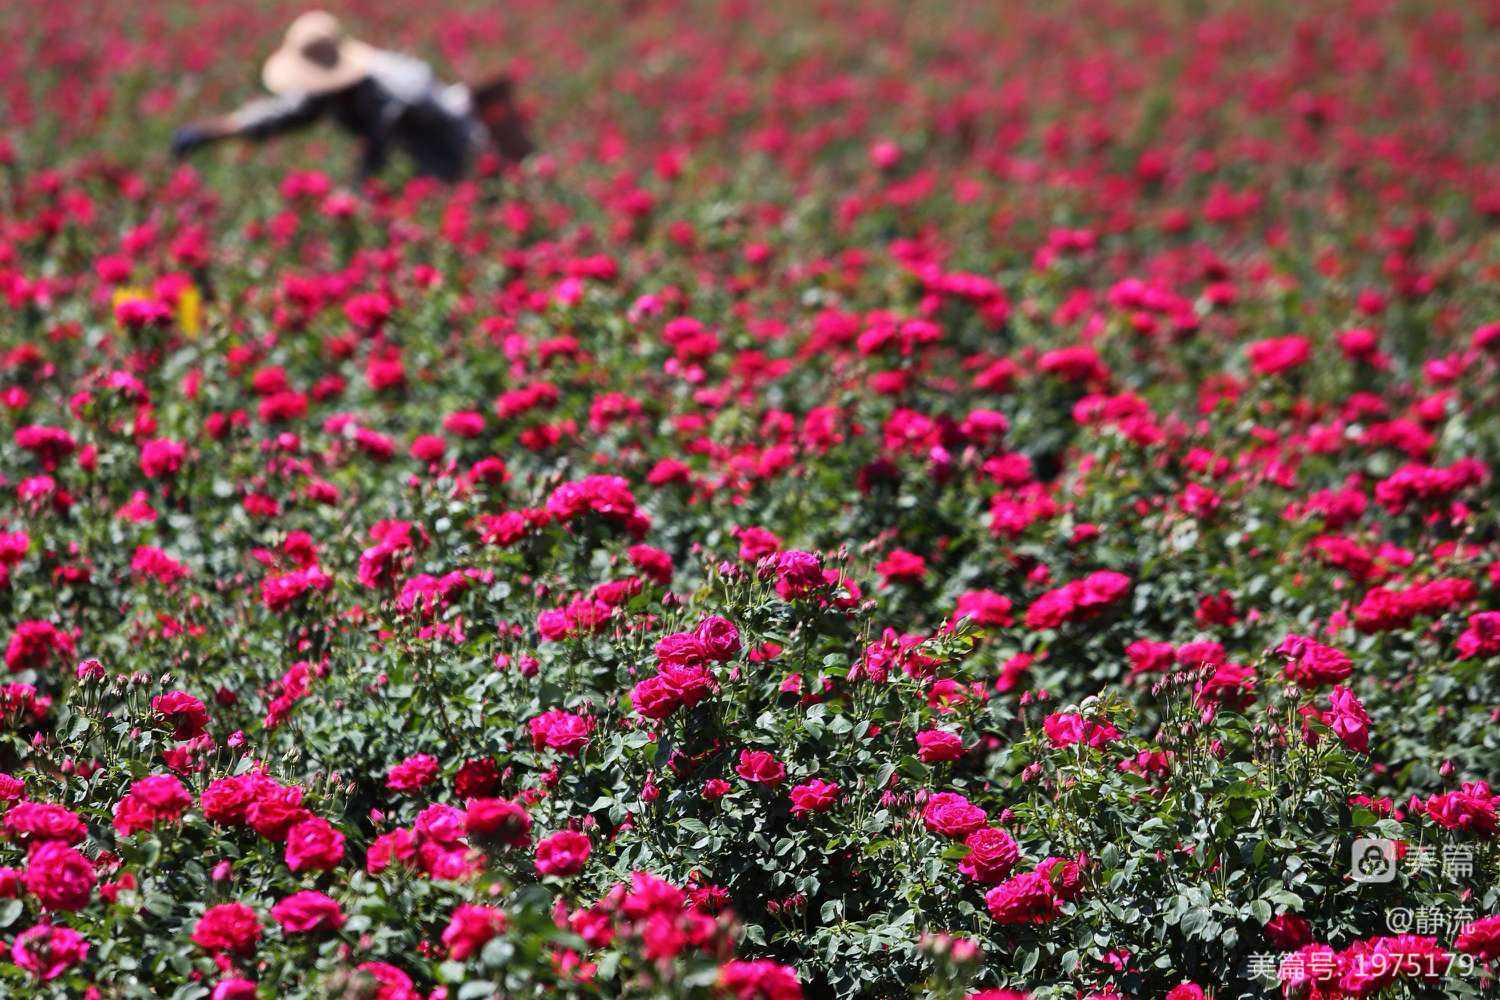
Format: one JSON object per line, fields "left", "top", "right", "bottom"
{"left": 1264, "top": 912, "right": 1312, "bottom": 949}
{"left": 916, "top": 729, "right": 966, "bottom": 762}
{"left": 1323, "top": 686, "right": 1371, "bottom": 753}
{"left": 659, "top": 662, "right": 715, "bottom": 708}
{"left": 631, "top": 675, "right": 682, "bottom": 720}
{"left": 1036, "top": 854, "right": 1087, "bottom": 900}
{"left": 200, "top": 774, "right": 261, "bottom": 827}
{"left": 1457, "top": 612, "right": 1500, "bottom": 659}
{"left": 1195, "top": 662, "right": 1257, "bottom": 711}
{"left": 414, "top": 803, "right": 467, "bottom": 845}
{"left": 385, "top": 754, "right": 439, "bottom": 792}
{"left": 152, "top": 690, "right": 210, "bottom": 737}
{"left": 139, "top": 437, "right": 187, "bottom": 478}
{"left": 788, "top": 779, "right": 839, "bottom": 817}
{"left": 535, "top": 608, "right": 574, "bottom": 641}
{"left": 954, "top": 590, "right": 1013, "bottom": 627}
{"left": 366, "top": 828, "right": 418, "bottom": 874}
{"left": 735, "top": 750, "right": 786, "bottom": 786}
{"left": 4, "top": 802, "right": 86, "bottom": 846}
{"left": 922, "top": 792, "right": 988, "bottom": 839}
{"left": 442, "top": 903, "right": 508, "bottom": 960}
{"left": 984, "top": 871, "right": 1059, "bottom": 925}
{"left": 1077, "top": 570, "right": 1131, "bottom": 608}
{"left": 1276, "top": 634, "right": 1353, "bottom": 688}
{"left": 246, "top": 783, "right": 311, "bottom": 841}
{"left": 718, "top": 959, "right": 804, "bottom": 1000}
{"left": 12, "top": 924, "right": 88, "bottom": 981}
{"left": 211, "top": 978, "right": 258, "bottom": 1000}
{"left": 528, "top": 709, "right": 593, "bottom": 755}
{"left": 22, "top": 842, "right": 95, "bottom": 911}
{"left": 1246, "top": 335, "right": 1312, "bottom": 375}
{"left": 419, "top": 842, "right": 482, "bottom": 881}
{"left": 654, "top": 631, "right": 709, "bottom": 666}
{"left": 284, "top": 817, "right": 346, "bottom": 872}
{"left": 959, "top": 827, "right": 1020, "bottom": 883}
{"left": 271, "top": 890, "right": 345, "bottom": 934}
{"left": 1165, "top": 984, "right": 1206, "bottom": 1000}
{"left": 192, "top": 902, "right": 262, "bottom": 956}
{"left": 876, "top": 548, "right": 928, "bottom": 585}
{"left": 694, "top": 615, "right": 742, "bottom": 660}
{"left": 1043, "top": 712, "right": 1120, "bottom": 748}
{"left": 464, "top": 798, "right": 532, "bottom": 848}
{"left": 1456, "top": 914, "right": 1500, "bottom": 962}
{"left": 1425, "top": 782, "right": 1500, "bottom": 836}
{"left": 1023, "top": 586, "right": 1077, "bottom": 629}
{"left": 133, "top": 774, "right": 193, "bottom": 816}
{"left": 356, "top": 962, "right": 416, "bottom": 1000}
{"left": 534, "top": 830, "right": 591, "bottom": 877}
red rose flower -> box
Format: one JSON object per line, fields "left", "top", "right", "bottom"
{"left": 655, "top": 631, "right": 709, "bottom": 667}
{"left": 452, "top": 757, "right": 501, "bottom": 798}
{"left": 151, "top": 690, "right": 210, "bottom": 738}
{"left": 386, "top": 754, "right": 440, "bottom": 792}
{"left": 1456, "top": 914, "right": 1500, "bottom": 962}
{"left": 631, "top": 676, "right": 682, "bottom": 720}
{"left": 4, "top": 802, "right": 86, "bottom": 846}
{"left": 694, "top": 615, "right": 742, "bottom": 661}
{"left": 464, "top": 798, "right": 532, "bottom": 848}
{"left": 22, "top": 842, "right": 96, "bottom": 911}
{"left": 192, "top": 902, "right": 262, "bottom": 956}
{"left": 441, "top": 903, "right": 507, "bottom": 960}
{"left": 915, "top": 729, "right": 965, "bottom": 762}
{"left": 922, "top": 792, "right": 987, "bottom": 839}
{"left": 201, "top": 774, "right": 260, "bottom": 827}
{"left": 12, "top": 924, "right": 88, "bottom": 981}
{"left": 718, "top": 959, "right": 803, "bottom": 1000}
{"left": 959, "top": 827, "right": 1020, "bottom": 883}
{"left": 113, "top": 773, "right": 192, "bottom": 836}
{"left": 534, "top": 830, "right": 591, "bottom": 877}
{"left": 788, "top": 778, "right": 838, "bottom": 817}
{"left": 284, "top": 817, "right": 345, "bottom": 872}
{"left": 527, "top": 709, "right": 593, "bottom": 755}
{"left": 735, "top": 750, "right": 786, "bottom": 786}
{"left": 984, "top": 872, "right": 1059, "bottom": 925}
{"left": 246, "top": 783, "right": 311, "bottom": 841}
{"left": 1264, "top": 912, "right": 1312, "bottom": 949}
{"left": 271, "top": 890, "right": 344, "bottom": 934}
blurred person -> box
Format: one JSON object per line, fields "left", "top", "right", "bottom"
{"left": 171, "top": 10, "right": 532, "bottom": 182}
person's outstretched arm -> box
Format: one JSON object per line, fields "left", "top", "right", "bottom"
{"left": 471, "top": 75, "right": 534, "bottom": 162}
{"left": 171, "top": 93, "right": 322, "bottom": 158}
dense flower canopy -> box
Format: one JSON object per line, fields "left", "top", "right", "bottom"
{"left": 0, "top": 0, "right": 1499, "bottom": 998}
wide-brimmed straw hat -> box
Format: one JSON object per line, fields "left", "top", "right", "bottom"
{"left": 262, "top": 11, "right": 375, "bottom": 95}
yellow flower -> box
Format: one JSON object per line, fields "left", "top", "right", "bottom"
{"left": 111, "top": 286, "right": 150, "bottom": 311}
{"left": 176, "top": 285, "right": 202, "bottom": 338}
{"left": 110, "top": 285, "right": 202, "bottom": 337}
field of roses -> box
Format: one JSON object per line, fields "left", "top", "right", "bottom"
{"left": 3, "top": 0, "right": 1500, "bottom": 997}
